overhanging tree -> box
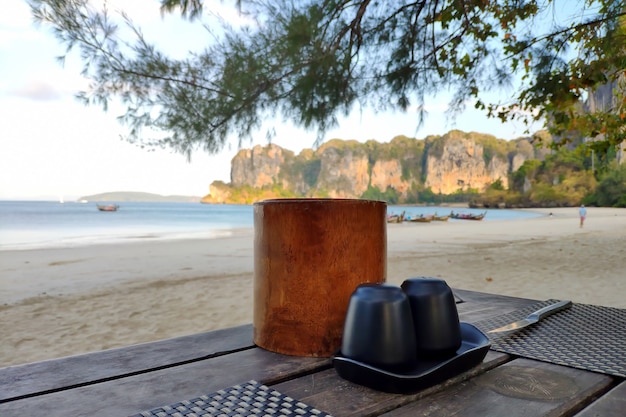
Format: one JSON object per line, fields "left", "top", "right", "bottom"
{"left": 29, "top": 0, "right": 626, "bottom": 157}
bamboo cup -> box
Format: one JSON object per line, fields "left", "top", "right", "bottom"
{"left": 253, "top": 198, "right": 387, "bottom": 357}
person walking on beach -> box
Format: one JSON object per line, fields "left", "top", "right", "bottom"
{"left": 579, "top": 204, "right": 587, "bottom": 228}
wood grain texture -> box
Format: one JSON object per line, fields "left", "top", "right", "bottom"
{"left": 454, "top": 289, "right": 538, "bottom": 323}
{"left": 0, "top": 347, "right": 331, "bottom": 417}
{"left": 0, "top": 324, "right": 253, "bottom": 402}
{"left": 253, "top": 199, "right": 387, "bottom": 357}
{"left": 574, "top": 380, "right": 626, "bottom": 417}
{"left": 2, "top": 290, "right": 621, "bottom": 417}
{"left": 271, "top": 350, "right": 510, "bottom": 417}
{"left": 381, "top": 359, "right": 613, "bottom": 417}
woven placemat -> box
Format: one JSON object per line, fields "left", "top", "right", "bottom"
{"left": 473, "top": 300, "right": 625, "bottom": 378}
{"left": 129, "top": 380, "right": 333, "bottom": 417}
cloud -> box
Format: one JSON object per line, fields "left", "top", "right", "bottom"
{"left": 6, "top": 80, "right": 63, "bottom": 101}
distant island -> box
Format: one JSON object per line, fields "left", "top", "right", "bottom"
{"left": 79, "top": 191, "right": 201, "bottom": 203}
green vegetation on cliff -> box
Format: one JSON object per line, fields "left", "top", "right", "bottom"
{"left": 204, "top": 131, "right": 624, "bottom": 207}
{"left": 585, "top": 162, "right": 626, "bottom": 207}
{"left": 470, "top": 146, "right": 626, "bottom": 208}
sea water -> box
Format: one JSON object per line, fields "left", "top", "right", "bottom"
{"left": 0, "top": 201, "right": 254, "bottom": 250}
{"left": 0, "top": 201, "right": 543, "bottom": 250}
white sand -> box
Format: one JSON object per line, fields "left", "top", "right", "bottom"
{"left": 1, "top": 207, "right": 624, "bottom": 367}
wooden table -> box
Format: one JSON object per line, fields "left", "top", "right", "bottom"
{"left": 1, "top": 290, "right": 623, "bottom": 416}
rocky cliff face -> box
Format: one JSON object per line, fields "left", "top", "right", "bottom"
{"left": 205, "top": 131, "right": 544, "bottom": 203}
{"left": 424, "top": 134, "right": 502, "bottom": 193}
{"left": 370, "top": 159, "right": 408, "bottom": 194}
{"left": 315, "top": 145, "right": 370, "bottom": 198}
{"left": 230, "top": 143, "right": 293, "bottom": 188}
{"left": 584, "top": 77, "right": 625, "bottom": 164}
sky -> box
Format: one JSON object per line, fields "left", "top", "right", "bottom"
{"left": 0, "top": 0, "right": 543, "bottom": 201}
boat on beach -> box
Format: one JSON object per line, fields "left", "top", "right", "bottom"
{"left": 97, "top": 204, "right": 119, "bottom": 212}
{"left": 405, "top": 214, "right": 433, "bottom": 223}
{"left": 387, "top": 211, "right": 405, "bottom": 223}
{"left": 432, "top": 213, "right": 450, "bottom": 221}
{"left": 450, "top": 211, "right": 486, "bottom": 221}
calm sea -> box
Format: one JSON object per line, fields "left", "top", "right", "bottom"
{"left": 0, "top": 201, "right": 543, "bottom": 250}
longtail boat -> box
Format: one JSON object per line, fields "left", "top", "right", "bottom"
{"left": 432, "top": 213, "right": 450, "bottom": 221}
{"left": 450, "top": 211, "right": 486, "bottom": 220}
{"left": 387, "top": 211, "right": 405, "bottom": 223}
{"left": 97, "top": 204, "right": 119, "bottom": 212}
{"left": 405, "top": 214, "right": 433, "bottom": 223}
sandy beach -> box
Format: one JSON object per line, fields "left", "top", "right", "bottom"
{"left": 1, "top": 207, "right": 624, "bottom": 367}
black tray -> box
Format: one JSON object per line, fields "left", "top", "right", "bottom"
{"left": 333, "top": 322, "right": 490, "bottom": 393}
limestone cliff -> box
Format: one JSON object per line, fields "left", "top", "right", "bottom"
{"left": 203, "top": 130, "right": 547, "bottom": 203}
{"left": 584, "top": 77, "right": 626, "bottom": 164}
{"left": 230, "top": 143, "right": 293, "bottom": 188}
{"left": 370, "top": 159, "right": 408, "bottom": 194}
{"left": 315, "top": 140, "right": 370, "bottom": 198}
{"left": 424, "top": 132, "right": 510, "bottom": 193}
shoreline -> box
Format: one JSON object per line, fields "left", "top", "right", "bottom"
{"left": 1, "top": 207, "right": 625, "bottom": 367}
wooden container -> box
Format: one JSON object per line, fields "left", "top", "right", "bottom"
{"left": 253, "top": 198, "right": 387, "bottom": 357}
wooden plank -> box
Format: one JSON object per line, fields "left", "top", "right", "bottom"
{"left": 266, "top": 291, "right": 533, "bottom": 416}
{"left": 0, "top": 347, "right": 331, "bottom": 417}
{"left": 381, "top": 358, "right": 614, "bottom": 417}
{"left": 272, "top": 350, "right": 510, "bottom": 416}
{"left": 0, "top": 291, "right": 544, "bottom": 417}
{"left": 0, "top": 324, "right": 253, "bottom": 402}
{"left": 0, "top": 290, "right": 523, "bottom": 402}
{"left": 454, "top": 289, "right": 537, "bottom": 323}
{"left": 575, "top": 380, "right": 626, "bottom": 417}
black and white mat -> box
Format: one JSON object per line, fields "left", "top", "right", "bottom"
{"left": 129, "top": 380, "right": 333, "bottom": 417}
{"left": 474, "top": 300, "right": 625, "bottom": 378}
